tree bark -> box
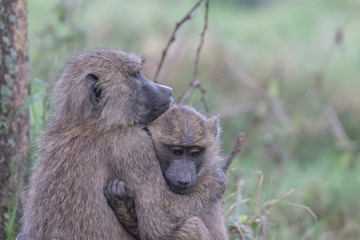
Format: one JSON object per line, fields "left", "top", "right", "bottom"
{"left": 0, "top": 0, "right": 29, "bottom": 239}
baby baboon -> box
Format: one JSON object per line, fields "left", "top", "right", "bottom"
{"left": 105, "top": 106, "right": 228, "bottom": 240}
{"left": 19, "top": 49, "right": 225, "bottom": 240}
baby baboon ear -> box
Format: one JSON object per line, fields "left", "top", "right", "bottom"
{"left": 206, "top": 116, "right": 221, "bottom": 141}
{"left": 86, "top": 73, "right": 102, "bottom": 106}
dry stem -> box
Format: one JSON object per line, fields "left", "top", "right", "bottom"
{"left": 154, "top": 0, "right": 204, "bottom": 83}
{"left": 177, "top": 0, "right": 209, "bottom": 105}
{"left": 222, "top": 132, "right": 245, "bottom": 172}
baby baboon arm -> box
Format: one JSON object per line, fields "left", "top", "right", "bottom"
{"left": 105, "top": 169, "right": 225, "bottom": 240}
{"left": 190, "top": 168, "right": 226, "bottom": 206}
{"left": 105, "top": 181, "right": 211, "bottom": 240}
{"left": 104, "top": 180, "right": 140, "bottom": 239}
{"left": 167, "top": 216, "right": 210, "bottom": 240}
{"left": 164, "top": 168, "right": 226, "bottom": 215}
{"left": 116, "top": 129, "right": 225, "bottom": 239}
{"left": 201, "top": 202, "right": 228, "bottom": 240}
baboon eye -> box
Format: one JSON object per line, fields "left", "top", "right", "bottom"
{"left": 130, "top": 70, "right": 140, "bottom": 78}
{"left": 189, "top": 147, "right": 203, "bottom": 158}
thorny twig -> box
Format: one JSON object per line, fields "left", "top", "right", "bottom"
{"left": 222, "top": 132, "right": 245, "bottom": 172}
{"left": 177, "top": 0, "right": 210, "bottom": 106}
{"left": 154, "top": 0, "right": 204, "bottom": 83}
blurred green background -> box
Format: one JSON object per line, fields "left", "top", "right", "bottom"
{"left": 27, "top": 0, "right": 360, "bottom": 239}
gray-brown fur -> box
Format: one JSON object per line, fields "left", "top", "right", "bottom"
{"left": 152, "top": 106, "right": 228, "bottom": 240}
{"left": 111, "top": 127, "right": 225, "bottom": 240}
{"left": 106, "top": 106, "right": 228, "bottom": 240}
{"left": 19, "top": 49, "right": 224, "bottom": 240}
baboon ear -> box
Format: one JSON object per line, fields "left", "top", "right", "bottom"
{"left": 207, "top": 116, "right": 221, "bottom": 140}
{"left": 86, "top": 73, "right": 102, "bottom": 106}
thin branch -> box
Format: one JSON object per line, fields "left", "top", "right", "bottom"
{"left": 323, "top": 105, "right": 349, "bottom": 146}
{"left": 255, "top": 170, "right": 264, "bottom": 211}
{"left": 224, "top": 198, "right": 250, "bottom": 217}
{"left": 279, "top": 200, "right": 318, "bottom": 222}
{"left": 177, "top": 78, "right": 201, "bottom": 105}
{"left": 177, "top": 0, "right": 209, "bottom": 105}
{"left": 154, "top": 0, "right": 204, "bottom": 83}
{"left": 222, "top": 132, "right": 245, "bottom": 172}
{"left": 197, "top": 83, "right": 210, "bottom": 115}
{"left": 193, "top": 0, "right": 209, "bottom": 81}
{"left": 156, "top": 28, "right": 190, "bottom": 84}
{"left": 250, "top": 188, "right": 295, "bottom": 224}
{"left": 200, "top": 95, "right": 210, "bottom": 115}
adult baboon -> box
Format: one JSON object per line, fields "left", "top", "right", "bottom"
{"left": 18, "top": 49, "right": 225, "bottom": 240}
{"left": 105, "top": 106, "right": 228, "bottom": 240}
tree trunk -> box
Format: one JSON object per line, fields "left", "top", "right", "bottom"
{"left": 0, "top": 0, "right": 29, "bottom": 239}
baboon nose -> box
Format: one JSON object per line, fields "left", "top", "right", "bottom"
{"left": 165, "top": 86, "right": 173, "bottom": 97}
{"left": 177, "top": 180, "right": 190, "bottom": 187}
{"left": 176, "top": 173, "right": 191, "bottom": 188}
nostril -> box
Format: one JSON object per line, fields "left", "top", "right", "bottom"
{"left": 168, "top": 88, "right": 173, "bottom": 97}
{"left": 177, "top": 180, "right": 189, "bottom": 187}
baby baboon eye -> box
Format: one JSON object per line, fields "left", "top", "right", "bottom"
{"left": 189, "top": 147, "right": 203, "bottom": 158}
{"left": 130, "top": 70, "right": 140, "bottom": 78}
{"left": 170, "top": 146, "right": 184, "bottom": 156}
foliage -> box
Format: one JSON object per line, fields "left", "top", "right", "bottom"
{"left": 26, "top": 0, "right": 360, "bottom": 239}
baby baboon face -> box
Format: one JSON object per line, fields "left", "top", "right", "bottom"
{"left": 159, "top": 145, "right": 205, "bottom": 194}
{"left": 148, "top": 106, "right": 220, "bottom": 194}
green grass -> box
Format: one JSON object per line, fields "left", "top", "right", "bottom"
{"left": 26, "top": 0, "right": 360, "bottom": 239}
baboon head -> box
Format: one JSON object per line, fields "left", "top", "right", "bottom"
{"left": 52, "top": 49, "right": 173, "bottom": 128}
{"left": 147, "top": 106, "right": 221, "bottom": 194}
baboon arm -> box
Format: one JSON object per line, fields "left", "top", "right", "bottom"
{"left": 167, "top": 216, "right": 210, "bottom": 240}
{"left": 192, "top": 168, "right": 226, "bottom": 205}
{"left": 128, "top": 168, "right": 225, "bottom": 240}
{"left": 201, "top": 202, "right": 228, "bottom": 240}
{"left": 105, "top": 186, "right": 211, "bottom": 240}
{"left": 106, "top": 197, "right": 139, "bottom": 239}
{"left": 105, "top": 187, "right": 211, "bottom": 240}
{"left": 164, "top": 168, "right": 226, "bottom": 215}
{"left": 104, "top": 180, "right": 140, "bottom": 239}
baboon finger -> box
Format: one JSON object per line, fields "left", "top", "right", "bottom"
{"left": 125, "top": 184, "right": 134, "bottom": 198}
{"left": 105, "top": 179, "right": 128, "bottom": 198}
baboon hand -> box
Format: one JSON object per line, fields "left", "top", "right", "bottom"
{"left": 104, "top": 179, "right": 138, "bottom": 233}
{"left": 104, "top": 179, "right": 134, "bottom": 200}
